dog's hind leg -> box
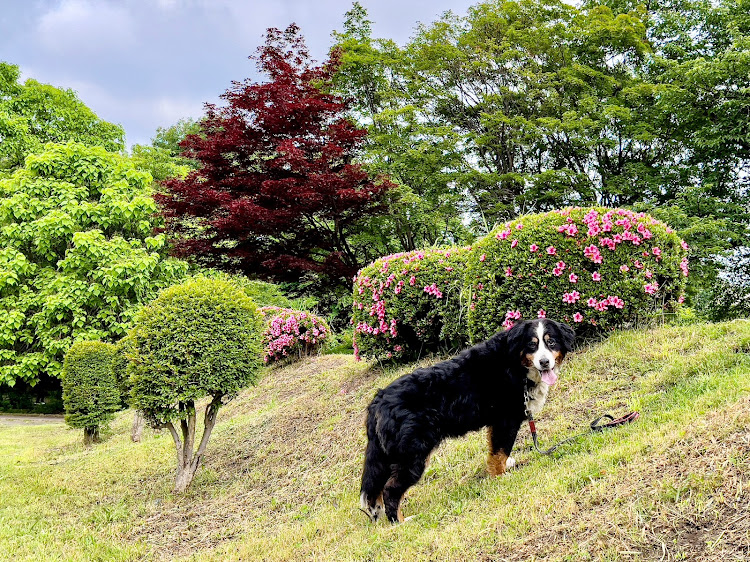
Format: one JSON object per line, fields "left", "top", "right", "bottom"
{"left": 383, "top": 457, "right": 427, "bottom": 523}
{"left": 360, "top": 440, "right": 389, "bottom": 521}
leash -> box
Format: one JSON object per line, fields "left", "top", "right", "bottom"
{"left": 527, "top": 411, "right": 640, "bottom": 455}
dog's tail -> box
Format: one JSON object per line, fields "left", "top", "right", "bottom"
{"left": 360, "top": 406, "right": 389, "bottom": 521}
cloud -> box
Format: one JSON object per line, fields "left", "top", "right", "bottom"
{"left": 36, "top": 0, "right": 137, "bottom": 57}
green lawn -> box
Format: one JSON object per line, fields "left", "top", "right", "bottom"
{"left": 1, "top": 320, "right": 749, "bottom": 561}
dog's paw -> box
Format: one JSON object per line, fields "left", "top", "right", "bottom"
{"left": 505, "top": 456, "right": 516, "bottom": 470}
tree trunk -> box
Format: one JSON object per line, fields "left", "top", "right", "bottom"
{"left": 131, "top": 411, "right": 145, "bottom": 442}
{"left": 83, "top": 426, "right": 99, "bottom": 446}
{"left": 166, "top": 395, "right": 223, "bottom": 493}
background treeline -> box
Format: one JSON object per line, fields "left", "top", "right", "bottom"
{"left": 1, "top": 0, "right": 748, "bottom": 409}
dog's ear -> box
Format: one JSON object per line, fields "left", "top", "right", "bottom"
{"left": 555, "top": 321, "right": 576, "bottom": 352}
{"left": 505, "top": 321, "right": 528, "bottom": 358}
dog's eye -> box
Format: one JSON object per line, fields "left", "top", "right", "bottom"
{"left": 528, "top": 342, "right": 538, "bottom": 351}
{"left": 547, "top": 338, "right": 556, "bottom": 346}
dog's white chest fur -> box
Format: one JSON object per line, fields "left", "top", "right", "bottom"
{"left": 524, "top": 380, "right": 550, "bottom": 417}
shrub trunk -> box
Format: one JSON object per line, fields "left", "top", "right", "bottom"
{"left": 83, "top": 426, "right": 100, "bottom": 446}
{"left": 131, "top": 411, "right": 145, "bottom": 442}
{"left": 166, "top": 396, "right": 222, "bottom": 493}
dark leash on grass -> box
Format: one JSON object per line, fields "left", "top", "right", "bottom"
{"left": 527, "top": 411, "right": 640, "bottom": 455}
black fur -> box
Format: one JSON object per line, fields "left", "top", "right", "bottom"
{"left": 360, "top": 319, "right": 575, "bottom": 523}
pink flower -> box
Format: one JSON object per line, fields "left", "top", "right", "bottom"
{"left": 569, "top": 273, "right": 578, "bottom": 283}
{"left": 547, "top": 246, "right": 557, "bottom": 255}
{"left": 680, "top": 257, "right": 689, "bottom": 277}
{"left": 562, "top": 291, "right": 581, "bottom": 304}
{"left": 505, "top": 266, "right": 513, "bottom": 277}
{"left": 644, "top": 282, "right": 659, "bottom": 295}
{"left": 502, "top": 318, "right": 515, "bottom": 329}
{"left": 496, "top": 228, "right": 511, "bottom": 240}
{"left": 409, "top": 276, "right": 416, "bottom": 286}
{"left": 644, "top": 270, "right": 653, "bottom": 279}
{"left": 592, "top": 271, "right": 601, "bottom": 282}
{"left": 511, "top": 239, "right": 519, "bottom": 249}
{"left": 479, "top": 253, "right": 486, "bottom": 262}
{"left": 681, "top": 241, "right": 689, "bottom": 251}
{"left": 505, "top": 309, "right": 522, "bottom": 320}
{"left": 516, "top": 223, "right": 524, "bottom": 230}
{"left": 587, "top": 297, "right": 598, "bottom": 307}
{"left": 678, "top": 295, "right": 685, "bottom": 304}
{"left": 530, "top": 244, "right": 539, "bottom": 252}
{"left": 620, "top": 265, "right": 630, "bottom": 273}
{"left": 573, "top": 312, "right": 584, "bottom": 323}
{"left": 556, "top": 260, "right": 566, "bottom": 270}
{"left": 537, "top": 309, "right": 546, "bottom": 318}
{"left": 652, "top": 247, "right": 662, "bottom": 257}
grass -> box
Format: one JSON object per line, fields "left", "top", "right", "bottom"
{"left": 1, "top": 320, "right": 749, "bottom": 561}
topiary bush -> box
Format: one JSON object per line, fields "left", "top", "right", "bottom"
{"left": 126, "top": 277, "right": 265, "bottom": 492}
{"left": 466, "top": 207, "right": 689, "bottom": 341}
{"left": 259, "top": 307, "right": 331, "bottom": 363}
{"left": 351, "top": 247, "right": 470, "bottom": 361}
{"left": 61, "top": 340, "right": 121, "bottom": 445}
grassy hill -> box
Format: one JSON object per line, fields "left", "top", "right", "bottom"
{"left": 1, "top": 320, "right": 749, "bottom": 561}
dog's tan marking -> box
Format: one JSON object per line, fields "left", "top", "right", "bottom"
{"left": 552, "top": 349, "right": 562, "bottom": 366}
{"left": 486, "top": 427, "right": 509, "bottom": 476}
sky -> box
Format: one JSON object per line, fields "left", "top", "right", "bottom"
{"left": 1, "top": 0, "right": 477, "bottom": 150}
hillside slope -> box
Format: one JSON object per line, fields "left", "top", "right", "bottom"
{"left": 1, "top": 321, "right": 749, "bottom": 561}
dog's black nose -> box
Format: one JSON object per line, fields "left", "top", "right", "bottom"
{"left": 539, "top": 358, "right": 550, "bottom": 368}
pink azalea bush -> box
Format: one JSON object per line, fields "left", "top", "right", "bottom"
{"left": 466, "top": 207, "right": 689, "bottom": 341}
{"left": 351, "top": 247, "right": 470, "bottom": 360}
{"left": 259, "top": 307, "right": 330, "bottom": 363}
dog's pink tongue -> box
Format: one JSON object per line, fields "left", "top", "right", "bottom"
{"left": 541, "top": 370, "right": 558, "bottom": 386}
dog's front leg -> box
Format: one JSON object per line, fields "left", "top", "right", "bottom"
{"left": 486, "top": 419, "right": 523, "bottom": 476}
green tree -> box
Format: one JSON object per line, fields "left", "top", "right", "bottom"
{"left": 0, "top": 62, "right": 124, "bottom": 172}
{"left": 331, "top": 4, "right": 472, "bottom": 251}
{"left": 61, "top": 340, "right": 120, "bottom": 446}
{"left": 0, "top": 142, "right": 189, "bottom": 387}
{"left": 130, "top": 118, "right": 201, "bottom": 182}
{"left": 126, "top": 277, "right": 265, "bottom": 492}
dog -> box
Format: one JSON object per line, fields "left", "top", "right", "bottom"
{"left": 360, "top": 319, "right": 575, "bottom": 523}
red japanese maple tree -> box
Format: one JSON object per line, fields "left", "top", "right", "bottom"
{"left": 157, "top": 25, "right": 393, "bottom": 285}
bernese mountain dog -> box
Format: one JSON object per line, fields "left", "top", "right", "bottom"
{"left": 360, "top": 319, "right": 575, "bottom": 523}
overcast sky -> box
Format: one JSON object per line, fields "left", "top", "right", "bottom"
{"left": 1, "top": 0, "right": 477, "bottom": 149}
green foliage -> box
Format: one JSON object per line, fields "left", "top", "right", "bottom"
{"left": 0, "top": 142, "right": 189, "bottom": 386}
{"left": 0, "top": 62, "right": 124, "bottom": 172}
{"left": 61, "top": 340, "right": 120, "bottom": 433}
{"left": 467, "top": 207, "right": 688, "bottom": 341}
{"left": 127, "top": 277, "right": 264, "bottom": 424}
{"left": 130, "top": 117, "right": 201, "bottom": 182}
{"left": 352, "top": 247, "right": 470, "bottom": 360}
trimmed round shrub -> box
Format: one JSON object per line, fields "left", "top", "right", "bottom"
{"left": 61, "top": 340, "right": 120, "bottom": 445}
{"left": 352, "top": 247, "right": 470, "bottom": 360}
{"left": 259, "top": 307, "right": 331, "bottom": 363}
{"left": 466, "top": 207, "right": 689, "bottom": 341}
{"left": 127, "top": 277, "right": 265, "bottom": 423}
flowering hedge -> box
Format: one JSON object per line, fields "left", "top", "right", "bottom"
{"left": 351, "top": 247, "right": 470, "bottom": 360}
{"left": 466, "top": 207, "right": 689, "bottom": 341}
{"left": 259, "top": 307, "right": 331, "bottom": 363}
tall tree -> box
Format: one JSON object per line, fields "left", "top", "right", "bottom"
{"left": 0, "top": 142, "right": 188, "bottom": 387}
{"left": 331, "top": 3, "right": 472, "bottom": 251}
{"left": 0, "top": 62, "right": 124, "bottom": 172}
{"left": 157, "top": 25, "right": 394, "bottom": 288}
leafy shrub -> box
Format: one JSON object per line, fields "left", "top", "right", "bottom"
{"left": 259, "top": 307, "right": 331, "bottom": 363}
{"left": 126, "top": 277, "right": 265, "bottom": 492}
{"left": 466, "top": 207, "right": 689, "bottom": 341}
{"left": 351, "top": 247, "right": 470, "bottom": 360}
{"left": 61, "top": 340, "right": 120, "bottom": 445}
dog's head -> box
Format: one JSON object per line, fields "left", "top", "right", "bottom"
{"left": 507, "top": 319, "right": 575, "bottom": 387}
